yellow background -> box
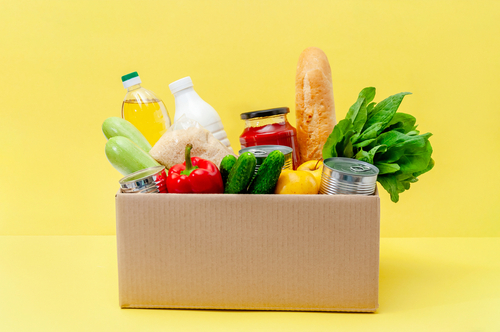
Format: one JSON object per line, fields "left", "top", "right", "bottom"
{"left": 1, "top": 0, "right": 499, "bottom": 236}
{"left": 1, "top": 2, "right": 499, "bottom": 330}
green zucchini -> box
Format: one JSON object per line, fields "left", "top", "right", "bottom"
{"left": 105, "top": 136, "right": 160, "bottom": 175}
{"left": 102, "top": 117, "right": 152, "bottom": 152}
{"left": 248, "top": 150, "right": 285, "bottom": 194}
{"left": 224, "top": 152, "right": 257, "bottom": 194}
{"left": 220, "top": 155, "right": 237, "bottom": 187}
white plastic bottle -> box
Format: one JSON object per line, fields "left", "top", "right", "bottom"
{"left": 169, "top": 77, "right": 232, "bottom": 150}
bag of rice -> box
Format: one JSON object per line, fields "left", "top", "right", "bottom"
{"left": 149, "top": 116, "right": 236, "bottom": 169}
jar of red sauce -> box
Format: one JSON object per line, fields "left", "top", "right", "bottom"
{"left": 239, "top": 107, "right": 299, "bottom": 169}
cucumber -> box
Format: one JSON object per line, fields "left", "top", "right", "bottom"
{"left": 224, "top": 152, "right": 257, "bottom": 194}
{"left": 105, "top": 136, "right": 160, "bottom": 175}
{"left": 102, "top": 117, "right": 152, "bottom": 152}
{"left": 219, "top": 155, "right": 237, "bottom": 187}
{"left": 248, "top": 150, "right": 285, "bottom": 194}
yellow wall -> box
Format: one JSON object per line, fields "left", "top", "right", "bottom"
{"left": 1, "top": 0, "right": 499, "bottom": 236}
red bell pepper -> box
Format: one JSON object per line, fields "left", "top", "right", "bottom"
{"left": 166, "top": 144, "right": 224, "bottom": 194}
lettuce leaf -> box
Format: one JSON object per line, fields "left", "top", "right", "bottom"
{"left": 322, "top": 87, "right": 434, "bottom": 202}
{"left": 322, "top": 119, "right": 353, "bottom": 159}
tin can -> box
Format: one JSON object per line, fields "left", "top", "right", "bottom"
{"left": 320, "top": 158, "right": 379, "bottom": 195}
{"left": 239, "top": 145, "right": 293, "bottom": 173}
{"left": 119, "top": 166, "right": 168, "bottom": 194}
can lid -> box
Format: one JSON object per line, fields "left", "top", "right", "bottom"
{"left": 119, "top": 166, "right": 166, "bottom": 184}
{"left": 239, "top": 145, "right": 293, "bottom": 157}
{"left": 323, "top": 157, "right": 379, "bottom": 176}
{"left": 240, "top": 107, "right": 289, "bottom": 120}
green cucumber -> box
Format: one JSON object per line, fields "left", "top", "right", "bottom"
{"left": 102, "top": 117, "right": 152, "bottom": 152}
{"left": 220, "top": 155, "right": 237, "bottom": 187}
{"left": 105, "top": 136, "right": 160, "bottom": 175}
{"left": 224, "top": 152, "right": 257, "bottom": 194}
{"left": 248, "top": 150, "right": 285, "bottom": 194}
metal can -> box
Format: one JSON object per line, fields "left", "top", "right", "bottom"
{"left": 320, "top": 157, "right": 379, "bottom": 195}
{"left": 239, "top": 145, "right": 293, "bottom": 173}
{"left": 119, "top": 166, "right": 168, "bottom": 194}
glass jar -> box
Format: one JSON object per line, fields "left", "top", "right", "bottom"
{"left": 239, "top": 107, "right": 299, "bottom": 169}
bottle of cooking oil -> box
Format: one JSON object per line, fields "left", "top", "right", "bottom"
{"left": 121, "top": 72, "right": 171, "bottom": 146}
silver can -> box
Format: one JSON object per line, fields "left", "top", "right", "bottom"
{"left": 320, "top": 158, "right": 379, "bottom": 195}
{"left": 239, "top": 145, "right": 293, "bottom": 173}
{"left": 119, "top": 166, "right": 168, "bottom": 194}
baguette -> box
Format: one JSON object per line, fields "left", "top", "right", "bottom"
{"left": 295, "top": 47, "right": 336, "bottom": 163}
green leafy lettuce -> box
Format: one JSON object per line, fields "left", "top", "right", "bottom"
{"left": 322, "top": 87, "right": 434, "bottom": 202}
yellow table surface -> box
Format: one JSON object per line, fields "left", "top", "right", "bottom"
{"left": 1, "top": 237, "right": 499, "bottom": 331}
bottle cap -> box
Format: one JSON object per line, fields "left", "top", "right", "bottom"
{"left": 121, "top": 72, "right": 142, "bottom": 89}
{"left": 169, "top": 76, "right": 193, "bottom": 94}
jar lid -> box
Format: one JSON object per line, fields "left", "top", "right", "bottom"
{"left": 240, "top": 107, "right": 289, "bottom": 120}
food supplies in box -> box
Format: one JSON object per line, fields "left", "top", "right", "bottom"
{"left": 115, "top": 190, "right": 380, "bottom": 312}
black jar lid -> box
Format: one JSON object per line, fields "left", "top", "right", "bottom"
{"left": 240, "top": 107, "right": 289, "bottom": 120}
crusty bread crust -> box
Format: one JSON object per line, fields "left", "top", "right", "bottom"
{"left": 295, "top": 47, "right": 336, "bottom": 164}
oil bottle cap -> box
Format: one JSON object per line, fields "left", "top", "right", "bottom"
{"left": 121, "top": 72, "right": 142, "bottom": 89}
{"left": 169, "top": 76, "right": 193, "bottom": 94}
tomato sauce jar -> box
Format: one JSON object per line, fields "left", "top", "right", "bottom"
{"left": 239, "top": 107, "right": 299, "bottom": 169}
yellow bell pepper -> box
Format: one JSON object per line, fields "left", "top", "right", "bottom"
{"left": 297, "top": 160, "right": 323, "bottom": 189}
{"left": 274, "top": 170, "right": 318, "bottom": 195}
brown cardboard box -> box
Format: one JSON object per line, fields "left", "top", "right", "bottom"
{"left": 116, "top": 191, "right": 380, "bottom": 312}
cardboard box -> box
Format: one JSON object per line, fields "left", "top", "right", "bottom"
{"left": 116, "top": 191, "right": 380, "bottom": 312}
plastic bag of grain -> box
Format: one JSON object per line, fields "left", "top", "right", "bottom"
{"left": 149, "top": 115, "right": 237, "bottom": 169}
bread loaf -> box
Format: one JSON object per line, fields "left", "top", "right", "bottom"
{"left": 295, "top": 47, "right": 336, "bottom": 163}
